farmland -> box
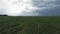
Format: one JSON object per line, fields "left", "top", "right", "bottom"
{"left": 0, "top": 16, "right": 60, "bottom": 34}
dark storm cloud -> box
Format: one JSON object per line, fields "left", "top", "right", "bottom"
{"left": 55, "top": 0, "right": 60, "bottom": 4}
{"left": 32, "top": 0, "right": 60, "bottom": 16}
{"left": 36, "top": 6, "right": 60, "bottom": 16}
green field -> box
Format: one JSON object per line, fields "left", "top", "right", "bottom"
{"left": 0, "top": 16, "right": 60, "bottom": 34}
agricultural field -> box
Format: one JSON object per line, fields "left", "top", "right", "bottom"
{"left": 0, "top": 16, "right": 60, "bottom": 34}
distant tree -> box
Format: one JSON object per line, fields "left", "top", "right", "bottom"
{"left": 0, "top": 14, "right": 7, "bottom": 16}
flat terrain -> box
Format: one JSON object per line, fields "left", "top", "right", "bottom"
{"left": 0, "top": 16, "right": 60, "bottom": 34}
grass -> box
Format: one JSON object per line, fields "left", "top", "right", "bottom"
{"left": 0, "top": 16, "right": 60, "bottom": 34}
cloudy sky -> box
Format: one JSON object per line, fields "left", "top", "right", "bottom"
{"left": 0, "top": 0, "right": 60, "bottom": 16}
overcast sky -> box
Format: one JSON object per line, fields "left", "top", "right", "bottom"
{"left": 0, "top": 0, "right": 60, "bottom": 16}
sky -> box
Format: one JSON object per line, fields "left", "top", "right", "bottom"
{"left": 0, "top": 0, "right": 60, "bottom": 16}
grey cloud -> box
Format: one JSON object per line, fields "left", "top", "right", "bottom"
{"left": 32, "top": 0, "right": 60, "bottom": 16}
{"left": 32, "top": 0, "right": 56, "bottom": 7}
{"left": 42, "top": 7, "right": 60, "bottom": 16}
{"left": 35, "top": 6, "right": 60, "bottom": 16}
{"left": 0, "top": 0, "right": 6, "bottom": 15}
{"left": 0, "top": 0, "right": 60, "bottom": 16}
